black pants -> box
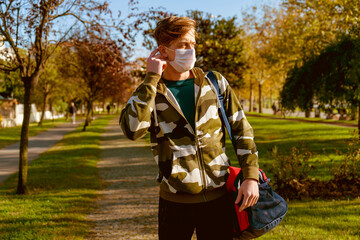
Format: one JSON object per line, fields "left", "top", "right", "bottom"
{"left": 158, "top": 194, "right": 233, "bottom": 240}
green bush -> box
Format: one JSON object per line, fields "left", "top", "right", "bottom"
{"left": 267, "top": 134, "right": 360, "bottom": 200}
{"left": 332, "top": 130, "right": 360, "bottom": 183}
{"left": 266, "top": 143, "right": 316, "bottom": 191}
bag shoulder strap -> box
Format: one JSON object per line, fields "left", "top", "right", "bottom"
{"left": 207, "top": 71, "right": 236, "bottom": 149}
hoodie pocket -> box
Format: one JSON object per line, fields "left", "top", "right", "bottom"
{"left": 162, "top": 144, "right": 204, "bottom": 194}
{"left": 201, "top": 141, "right": 229, "bottom": 188}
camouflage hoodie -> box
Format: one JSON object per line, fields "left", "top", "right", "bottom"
{"left": 120, "top": 67, "right": 259, "bottom": 203}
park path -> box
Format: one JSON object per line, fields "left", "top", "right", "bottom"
{"left": 0, "top": 120, "right": 83, "bottom": 183}
{"left": 85, "top": 116, "right": 159, "bottom": 240}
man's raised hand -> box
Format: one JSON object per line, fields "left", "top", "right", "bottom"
{"left": 147, "top": 48, "right": 167, "bottom": 75}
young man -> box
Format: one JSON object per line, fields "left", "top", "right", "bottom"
{"left": 120, "top": 16, "right": 259, "bottom": 240}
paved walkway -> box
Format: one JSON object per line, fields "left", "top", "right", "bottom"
{"left": 86, "top": 116, "right": 159, "bottom": 240}
{"left": 0, "top": 120, "right": 83, "bottom": 183}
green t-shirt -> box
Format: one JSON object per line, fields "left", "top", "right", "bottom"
{"left": 163, "top": 78, "right": 196, "bottom": 131}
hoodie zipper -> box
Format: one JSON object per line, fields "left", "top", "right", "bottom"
{"left": 158, "top": 86, "right": 208, "bottom": 198}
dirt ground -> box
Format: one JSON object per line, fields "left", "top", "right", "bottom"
{"left": 85, "top": 116, "right": 159, "bottom": 239}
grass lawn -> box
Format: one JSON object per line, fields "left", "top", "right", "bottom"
{"left": 227, "top": 116, "right": 356, "bottom": 182}
{"left": 0, "top": 114, "right": 114, "bottom": 240}
{"left": 246, "top": 111, "right": 358, "bottom": 126}
{"left": 259, "top": 199, "right": 360, "bottom": 240}
{"left": 0, "top": 117, "right": 72, "bottom": 149}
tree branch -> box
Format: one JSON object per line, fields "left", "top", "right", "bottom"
{"left": 15, "top": 6, "right": 19, "bottom": 48}
{"left": 49, "top": 0, "right": 77, "bottom": 21}
{"left": 0, "top": 64, "right": 19, "bottom": 73}
{"left": 25, "top": 50, "right": 32, "bottom": 77}
{"left": 44, "top": 23, "right": 77, "bottom": 63}
{"left": 0, "top": 2, "right": 25, "bottom": 74}
{"left": 32, "top": 1, "right": 50, "bottom": 79}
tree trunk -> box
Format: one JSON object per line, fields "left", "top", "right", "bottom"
{"left": 49, "top": 99, "right": 54, "bottom": 122}
{"left": 350, "top": 104, "right": 356, "bottom": 120}
{"left": 258, "top": 83, "right": 262, "bottom": 113}
{"left": 249, "top": 81, "right": 253, "bottom": 112}
{"left": 305, "top": 110, "right": 311, "bottom": 118}
{"left": 38, "top": 92, "right": 48, "bottom": 126}
{"left": 81, "top": 103, "right": 84, "bottom": 115}
{"left": 116, "top": 101, "right": 121, "bottom": 113}
{"left": 17, "top": 78, "right": 35, "bottom": 194}
{"left": 91, "top": 103, "right": 94, "bottom": 120}
{"left": 83, "top": 100, "right": 93, "bottom": 131}
{"left": 263, "top": 96, "right": 266, "bottom": 109}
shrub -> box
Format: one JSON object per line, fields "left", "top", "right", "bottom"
{"left": 268, "top": 133, "right": 360, "bottom": 200}
{"left": 332, "top": 130, "right": 360, "bottom": 183}
{"left": 266, "top": 143, "right": 316, "bottom": 199}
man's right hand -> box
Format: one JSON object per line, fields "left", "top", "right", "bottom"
{"left": 147, "top": 48, "right": 167, "bottom": 75}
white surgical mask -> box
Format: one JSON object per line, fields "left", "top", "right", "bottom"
{"left": 165, "top": 47, "right": 196, "bottom": 73}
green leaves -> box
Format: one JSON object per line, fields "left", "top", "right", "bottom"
{"left": 188, "top": 10, "right": 247, "bottom": 88}
{"left": 281, "top": 36, "right": 360, "bottom": 115}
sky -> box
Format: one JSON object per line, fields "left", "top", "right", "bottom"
{"left": 108, "top": 0, "right": 282, "bottom": 59}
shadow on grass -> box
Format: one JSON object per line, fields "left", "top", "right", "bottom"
{"left": 0, "top": 217, "right": 89, "bottom": 239}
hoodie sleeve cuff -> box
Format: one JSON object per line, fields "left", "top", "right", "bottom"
{"left": 242, "top": 166, "right": 259, "bottom": 182}
{"left": 144, "top": 72, "right": 161, "bottom": 87}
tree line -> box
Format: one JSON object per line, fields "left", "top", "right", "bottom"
{"left": 138, "top": 0, "right": 359, "bottom": 129}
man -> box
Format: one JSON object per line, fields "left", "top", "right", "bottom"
{"left": 69, "top": 102, "right": 76, "bottom": 124}
{"left": 106, "top": 104, "right": 111, "bottom": 114}
{"left": 120, "top": 16, "right": 259, "bottom": 240}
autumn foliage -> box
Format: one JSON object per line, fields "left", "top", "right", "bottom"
{"left": 59, "top": 35, "right": 132, "bottom": 131}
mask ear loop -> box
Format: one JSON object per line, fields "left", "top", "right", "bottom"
{"left": 162, "top": 46, "right": 175, "bottom": 52}
{"left": 163, "top": 46, "right": 175, "bottom": 60}
{"left": 160, "top": 46, "right": 175, "bottom": 62}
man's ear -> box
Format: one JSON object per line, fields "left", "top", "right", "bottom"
{"left": 158, "top": 45, "right": 168, "bottom": 59}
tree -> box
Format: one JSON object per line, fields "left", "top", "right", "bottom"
{"left": 269, "top": 0, "right": 359, "bottom": 68}
{"left": 188, "top": 10, "right": 247, "bottom": 89}
{"left": 34, "top": 44, "right": 84, "bottom": 124}
{"left": 281, "top": 36, "right": 360, "bottom": 131}
{"left": 0, "top": 70, "right": 23, "bottom": 100}
{"left": 61, "top": 36, "right": 128, "bottom": 131}
{"left": 241, "top": 6, "right": 283, "bottom": 113}
{"left": 241, "top": 0, "right": 360, "bottom": 116}
{"left": 34, "top": 46, "right": 64, "bottom": 125}
{"left": 0, "top": 0, "right": 124, "bottom": 194}
{"left": 243, "top": 34, "right": 273, "bottom": 114}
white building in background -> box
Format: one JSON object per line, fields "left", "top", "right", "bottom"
{"left": 0, "top": 35, "right": 15, "bottom": 62}
{"left": 0, "top": 38, "right": 64, "bottom": 127}
{"left": 0, "top": 101, "right": 64, "bottom": 128}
